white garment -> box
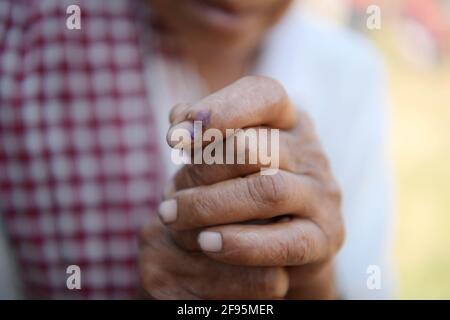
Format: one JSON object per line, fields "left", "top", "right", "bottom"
{"left": 145, "top": 5, "right": 394, "bottom": 299}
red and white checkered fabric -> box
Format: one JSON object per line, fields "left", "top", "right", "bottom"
{"left": 0, "top": 0, "right": 164, "bottom": 298}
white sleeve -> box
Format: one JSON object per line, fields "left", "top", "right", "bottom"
{"left": 330, "top": 48, "right": 395, "bottom": 299}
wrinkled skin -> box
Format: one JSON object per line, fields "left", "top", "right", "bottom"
{"left": 139, "top": 76, "right": 345, "bottom": 299}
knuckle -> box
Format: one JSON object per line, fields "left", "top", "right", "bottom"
{"left": 246, "top": 173, "right": 288, "bottom": 207}
{"left": 296, "top": 229, "right": 314, "bottom": 264}
{"left": 262, "top": 236, "right": 293, "bottom": 265}
{"left": 222, "top": 230, "right": 259, "bottom": 264}
{"left": 281, "top": 234, "right": 307, "bottom": 265}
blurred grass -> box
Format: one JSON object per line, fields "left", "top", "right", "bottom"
{"left": 300, "top": 0, "right": 450, "bottom": 300}
{"left": 373, "top": 30, "right": 450, "bottom": 299}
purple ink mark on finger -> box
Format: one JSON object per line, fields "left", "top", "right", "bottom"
{"left": 195, "top": 110, "right": 211, "bottom": 127}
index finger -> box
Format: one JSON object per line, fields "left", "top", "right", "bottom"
{"left": 167, "top": 76, "right": 298, "bottom": 147}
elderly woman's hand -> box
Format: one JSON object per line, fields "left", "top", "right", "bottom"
{"left": 139, "top": 76, "right": 345, "bottom": 299}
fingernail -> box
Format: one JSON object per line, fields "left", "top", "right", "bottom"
{"left": 167, "top": 121, "right": 194, "bottom": 148}
{"left": 157, "top": 199, "right": 177, "bottom": 223}
{"left": 163, "top": 182, "right": 175, "bottom": 199}
{"left": 198, "top": 231, "right": 222, "bottom": 252}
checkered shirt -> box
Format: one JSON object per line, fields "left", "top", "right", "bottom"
{"left": 0, "top": 0, "right": 164, "bottom": 299}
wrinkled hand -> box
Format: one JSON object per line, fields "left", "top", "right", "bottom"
{"left": 139, "top": 76, "right": 345, "bottom": 299}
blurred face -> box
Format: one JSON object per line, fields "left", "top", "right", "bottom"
{"left": 148, "top": 0, "right": 293, "bottom": 56}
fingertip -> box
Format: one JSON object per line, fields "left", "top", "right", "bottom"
{"left": 169, "top": 103, "right": 191, "bottom": 124}
{"left": 166, "top": 121, "right": 194, "bottom": 148}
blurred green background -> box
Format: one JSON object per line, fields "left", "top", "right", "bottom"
{"left": 302, "top": 0, "right": 450, "bottom": 299}
{"left": 381, "top": 36, "right": 450, "bottom": 300}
